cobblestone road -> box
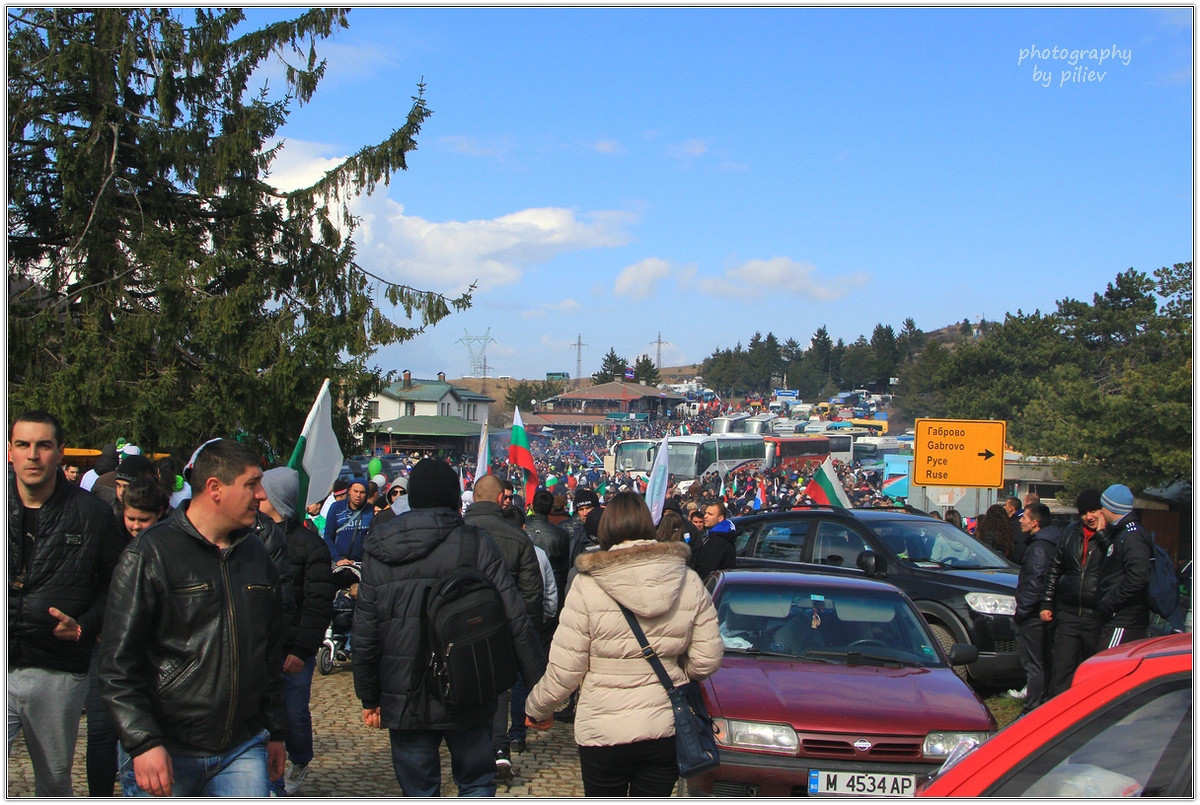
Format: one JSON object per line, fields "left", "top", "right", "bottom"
{"left": 7, "top": 665, "right": 591, "bottom": 797}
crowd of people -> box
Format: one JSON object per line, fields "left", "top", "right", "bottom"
{"left": 9, "top": 406, "right": 1179, "bottom": 798}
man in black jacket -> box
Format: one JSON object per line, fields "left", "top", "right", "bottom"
{"left": 1095, "top": 484, "right": 1152, "bottom": 650}
{"left": 260, "top": 467, "right": 335, "bottom": 796}
{"left": 8, "top": 411, "right": 125, "bottom": 796}
{"left": 1014, "top": 503, "right": 1061, "bottom": 716}
{"left": 100, "top": 439, "right": 286, "bottom": 797}
{"left": 525, "top": 489, "right": 570, "bottom": 613}
{"left": 1038, "top": 489, "right": 1106, "bottom": 697}
{"left": 352, "top": 459, "right": 545, "bottom": 796}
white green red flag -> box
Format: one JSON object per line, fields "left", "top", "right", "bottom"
{"left": 287, "top": 378, "right": 344, "bottom": 509}
{"left": 508, "top": 407, "right": 538, "bottom": 503}
{"left": 804, "top": 455, "right": 852, "bottom": 508}
{"left": 645, "top": 433, "right": 670, "bottom": 524}
{"left": 474, "top": 410, "right": 490, "bottom": 485}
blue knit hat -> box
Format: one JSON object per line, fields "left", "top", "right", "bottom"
{"left": 1101, "top": 484, "right": 1134, "bottom": 517}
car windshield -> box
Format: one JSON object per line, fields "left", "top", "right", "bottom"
{"left": 869, "top": 520, "right": 1011, "bottom": 569}
{"left": 716, "top": 582, "right": 944, "bottom": 667}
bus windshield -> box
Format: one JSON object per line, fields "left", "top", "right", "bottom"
{"left": 666, "top": 443, "right": 700, "bottom": 479}
{"left": 613, "top": 440, "right": 654, "bottom": 473}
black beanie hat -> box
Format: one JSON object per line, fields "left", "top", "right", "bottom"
{"left": 1076, "top": 488, "right": 1103, "bottom": 515}
{"left": 407, "top": 458, "right": 462, "bottom": 510}
{"left": 115, "top": 454, "right": 156, "bottom": 482}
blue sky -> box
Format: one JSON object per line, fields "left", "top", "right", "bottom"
{"left": 248, "top": 6, "right": 1193, "bottom": 382}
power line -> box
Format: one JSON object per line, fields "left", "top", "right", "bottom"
{"left": 649, "top": 331, "right": 670, "bottom": 368}
{"left": 572, "top": 333, "right": 588, "bottom": 381}
{"left": 457, "top": 328, "right": 496, "bottom": 378}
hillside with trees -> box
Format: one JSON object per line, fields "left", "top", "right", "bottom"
{"left": 694, "top": 263, "right": 1192, "bottom": 494}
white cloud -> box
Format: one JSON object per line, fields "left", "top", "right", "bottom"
{"left": 522, "top": 299, "right": 582, "bottom": 319}
{"left": 439, "top": 134, "right": 512, "bottom": 158}
{"left": 591, "top": 139, "right": 623, "bottom": 155}
{"left": 352, "top": 196, "right": 635, "bottom": 294}
{"left": 667, "top": 139, "right": 708, "bottom": 160}
{"left": 614, "top": 258, "right": 673, "bottom": 300}
{"left": 267, "top": 139, "right": 350, "bottom": 192}
{"left": 696, "top": 257, "right": 869, "bottom": 301}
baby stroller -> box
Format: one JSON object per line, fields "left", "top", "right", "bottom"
{"left": 317, "top": 562, "right": 361, "bottom": 675}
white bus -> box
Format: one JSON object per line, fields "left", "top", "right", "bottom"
{"left": 610, "top": 433, "right": 772, "bottom": 489}
{"left": 824, "top": 428, "right": 871, "bottom": 463}
{"left": 710, "top": 413, "right": 751, "bottom": 433}
{"left": 851, "top": 435, "right": 908, "bottom": 466}
{"left": 742, "top": 413, "right": 778, "bottom": 434}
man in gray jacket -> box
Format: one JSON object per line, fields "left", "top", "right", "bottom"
{"left": 463, "top": 472, "right": 544, "bottom": 779}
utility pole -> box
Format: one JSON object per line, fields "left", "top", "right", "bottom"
{"left": 572, "top": 333, "right": 588, "bottom": 383}
{"left": 649, "top": 331, "right": 670, "bottom": 368}
{"left": 458, "top": 329, "right": 496, "bottom": 378}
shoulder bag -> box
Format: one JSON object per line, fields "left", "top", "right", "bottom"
{"left": 617, "top": 604, "right": 720, "bottom": 778}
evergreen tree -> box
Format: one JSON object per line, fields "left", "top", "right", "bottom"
{"left": 869, "top": 323, "right": 899, "bottom": 388}
{"left": 7, "top": 9, "right": 471, "bottom": 456}
{"left": 592, "top": 347, "right": 628, "bottom": 384}
{"left": 631, "top": 354, "right": 661, "bottom": 386}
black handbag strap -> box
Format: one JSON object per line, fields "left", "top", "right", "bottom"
{"left": 618, "top": 603, "right": 678, "bottom": 693}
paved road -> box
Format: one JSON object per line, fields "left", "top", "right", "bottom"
{"left": 7, "top": 666, "right": 590, "bottom": 797}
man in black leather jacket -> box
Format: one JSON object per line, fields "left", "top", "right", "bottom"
{"left": 8, "top": 411, "right": 125, "bottom": 797}
{"left": 524, "top": 489, "right": 570, "bottom": 610}
{"left": 100, "top": 439, "right": 286, "bottom": 797}
{"left": 1038, "top": 489, "right": 1106, "bottom": 697}
{"left": 1014, "top": 503, "right": 1061, "bottom": 716}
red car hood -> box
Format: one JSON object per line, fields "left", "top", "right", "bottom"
{"left": 706, "top": 655, "right": 994, "bottom": 734}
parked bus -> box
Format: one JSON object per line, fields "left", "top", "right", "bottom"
{"left": 742, "top": 413, "right": 778, "bottom": 435}
{"left": 611, "top": 433, "right": 770, "bottom": 489}
{"left": 710, "top": 413, "right": 751, "bottom": 433}
{"left": 851, "top": 435, "right": 908, "bottom": 465}
{"left": 825, "top": 428, "right": 870, "bottom": 463}
{"left": 763, "top": 435, "right": 831, "bottom": 471}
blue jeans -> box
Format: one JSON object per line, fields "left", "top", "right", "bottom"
{"left": 119, "top": 728, "right": 271, "bottom": 797}
{"left": 269, "top": 656, "right": 316, "bottom": 795}
{"left": 389, "top": 723, "right": 496, "bottom": 797}
{"left": 507, "top": 672, "right": 528, "bottom": 744}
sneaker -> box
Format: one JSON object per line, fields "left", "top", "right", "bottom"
{"left": 283, "top": 763, "right": 309, "bottom": 796}
{"left": 510, "top": 738, "right": 527, "bottom": 754}
{"left": 1006, "top": 687, "right": 1027, "bottom": 700}
{"left": 495, "top": 757, "right": 514, "bottom": 783}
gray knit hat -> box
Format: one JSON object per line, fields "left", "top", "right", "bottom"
{"left": 261, "top": 467, "right": 299, "bottom": 520}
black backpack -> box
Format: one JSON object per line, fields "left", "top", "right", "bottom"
{"left": 1146, "top": 530, "right": 1180, "bottom": 619}
{"left": 413, "top": 526, "right": 517, "bottom": 713}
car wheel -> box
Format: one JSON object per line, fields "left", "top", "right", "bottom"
{"left": 928, "top": 622, "right": 969, "bottom": 682}
{"left": 317, "top": 646, "right": 334, "bottom": 675}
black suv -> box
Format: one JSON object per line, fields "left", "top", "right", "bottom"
{"left": 730, "top": 507, "right": 1023, "bottom": 689}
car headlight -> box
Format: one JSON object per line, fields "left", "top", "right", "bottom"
{"left": 965, "top": 592, "right": 1016, "bottom": 615}
{"left": 923, "top": 731, "right": 991, "bottom": 759}
{"left": 714, "top": 718, "right": 799, "bottom": 751}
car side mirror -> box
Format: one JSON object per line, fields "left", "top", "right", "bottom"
{"left": 948, "top": 643, "right": 979, "bottom": 665}
{"left": 856, "top": 550, "right": 886, "bottom": 578}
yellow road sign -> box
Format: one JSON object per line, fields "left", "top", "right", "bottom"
{"left": 913, "top": 418, "right": 1007, "bottom": 488}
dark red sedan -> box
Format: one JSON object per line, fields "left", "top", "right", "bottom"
{"left": 692, "top": 569, "right": 996, "bottom": 797}
{"left": 918, "top": 633, "right": 1192, "bottom": 797}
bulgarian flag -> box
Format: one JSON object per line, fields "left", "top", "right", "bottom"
{"left": 474, "top": 410, "right": 490, "bottom": 484}
{"left": 804, "top": 455, "right": 853, "bottom": 508}
{"left": 508, "top": 407, "right": 538, "bottom": 503}
{"left": 287, "top": 378, "right": 344, "bottom": 509}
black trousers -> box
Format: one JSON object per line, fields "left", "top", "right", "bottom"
{"left": 1016, "top": 618, "right": 1051, "bottom": 715}
{"left": 1048, "top": 608, "right": 1101, "bottom": 697}
{"left": 577, "top": 736, "right": 677, "bottom": 797}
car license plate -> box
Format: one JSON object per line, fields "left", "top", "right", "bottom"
{"left": 808, "top": 769, "right": 916, "bottom": 797}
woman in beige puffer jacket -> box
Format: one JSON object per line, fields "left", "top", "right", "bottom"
{"left": 525, "top": 491, "right": 723, "bottom": 796}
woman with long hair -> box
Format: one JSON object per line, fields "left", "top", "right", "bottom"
{"left": 525, "top": 491, "right": 723, "bottom": 796}
{"left": 974, "top": 504, "right": 1014, "bottom": 558}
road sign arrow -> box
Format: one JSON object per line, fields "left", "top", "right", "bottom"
{"left": 977, "top": 449, "right": 994, "bottom": 460}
